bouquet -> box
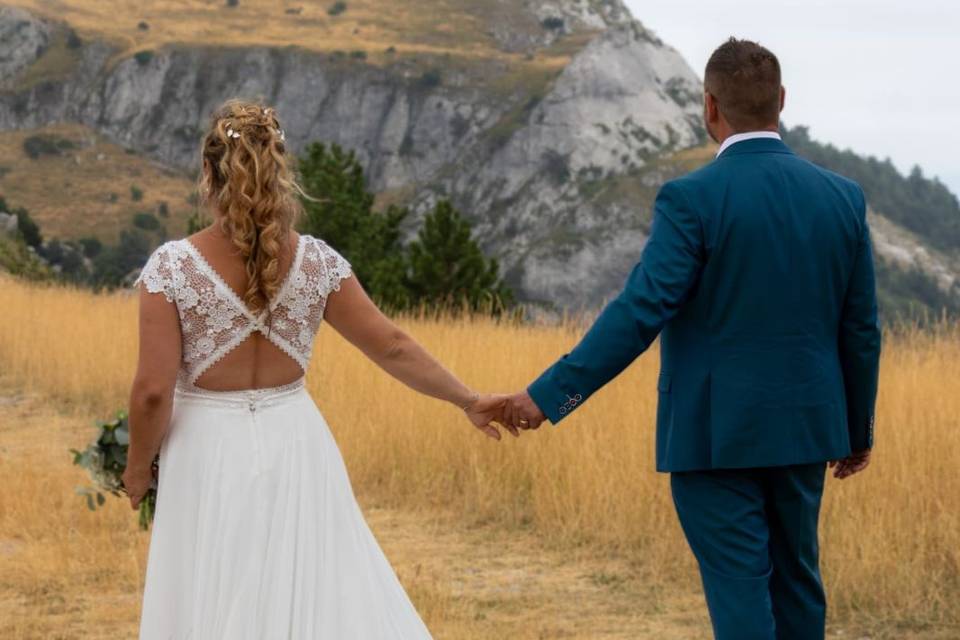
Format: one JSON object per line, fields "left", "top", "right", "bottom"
{"left": 70, "top": 408, "right": 158, "bottom": 530}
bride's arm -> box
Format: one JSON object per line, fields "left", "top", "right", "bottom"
{"left": 322, "top": 276, "right": 513, "bottom": 439}
{"left": 124, "top": 288, "right": 182, "bottom": 504}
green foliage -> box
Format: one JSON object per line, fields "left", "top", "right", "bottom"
{"left": 874, "top": 256, "right": 960, "bottom": 323}
{"left": 92, "top": 228, "right": 152, "bottom": 288}
{"left": 418, "top": 69, "right": 442, "bottom": 88}
{"left": 541, "top": 16, "right": 565, "bottom": 30}
{"left": 296, "top": 143, "right": 512, "bottom": 312}
{"left": 0, "top": 234, "right": 51, "bottom": 280}
{"left": 542, "top": 150, "right": 570, "bottom": 185}
{"left": 78, "top": 235, "right": 103, "bottom": 258}
{"left": 70, "top": 408, "right": 157, "bottom": 530}
{"left": 186, "top": 209, "right": 209, "bottom": 234}
{"left": 350, "top": 50, "right": 367, "bottom": 60}
{"left": 406, "top": 200, "right": 513, "bottom": 312}
{"left": 133, "top": 50, "right": 154, "bottom": 66}
{"left": 328, "top": 1, "right": 347, "bottom": 16}
{"left": 782, "top": 125, "right": 960, "bottom": 252}
{"left": 130, "top": 185, "right": 144, "bottom": 202}
{"left": 66, "top": 28, "right": 83, "bottom": 49}
{"left": 132, "top": 211, "right": 160, "bottom": 230}
{"left": 297, "top": 142, "right": 411, "bottom": 308}
{"left": 22, "top": 134, "right": 75, "bottom": 160}
{"left": 0, "top": 197, "right": 43, "bottom": 248}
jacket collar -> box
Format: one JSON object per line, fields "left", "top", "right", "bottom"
{"left": 716, "top": 136, "right": 794, "bottom": 159}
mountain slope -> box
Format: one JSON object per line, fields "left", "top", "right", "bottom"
{"left": 0, "top": 2, "right": 957, "bottom": 318}
{"left": 0, "top": 2, "right": 704, "bottom": 310}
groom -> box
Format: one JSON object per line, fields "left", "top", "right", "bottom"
{"left": 501, "top": 38, "right": 881, "bottom": 639}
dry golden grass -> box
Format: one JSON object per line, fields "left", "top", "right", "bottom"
{"left": 0, "top": 274, "right": 958, "bottom": 637}
{"left": 5, "top": 0, "right": 577, "bottom": 69}
{"left": 0, "top": 377, "right": 717, "bottom": 639}
{"left": 0, "top": 124, "right": 195, "bottom": 243}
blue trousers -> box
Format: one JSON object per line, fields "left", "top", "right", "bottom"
{"left": 670, "top": 463, "right": 827, "bottom": 640}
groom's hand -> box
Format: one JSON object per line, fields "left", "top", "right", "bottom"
{"left": 504, "top": 391, "right": 546, "bottom": 431}
{"left": 829, "top": 448, "right": 872, "bottom": 479}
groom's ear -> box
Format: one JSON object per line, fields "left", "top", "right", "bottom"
{"left": 779, "top": 85, "right": 786, "bottom": 113}
{"left": 704, "top": 92, "right": 719, "bottom": 122}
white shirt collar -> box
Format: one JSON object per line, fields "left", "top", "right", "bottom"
{"left": 716, "top": 130, "right": 782, "bottom": 158}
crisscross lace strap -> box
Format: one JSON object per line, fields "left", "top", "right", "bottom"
{"left": 261, "top": 235, "right": 352, "bottom": 365}
{"left": 133, "top": 235, "right": 352, "bottom": 385}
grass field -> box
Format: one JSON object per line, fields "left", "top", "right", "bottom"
{"left": 1, "top": 274, "right": 958, "bottom": 638}
{"left": 0, "top": 124, "right": 195, "bottom": 244}
{"left": 5, "top": 0, "right": 582, "bottom": 69}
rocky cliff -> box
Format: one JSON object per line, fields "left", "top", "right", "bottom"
{"left": 0, "top": 3, "right": 705, "bottom": 309}
{"left": 1, "top": 3, "right": 956, "bottom": 313}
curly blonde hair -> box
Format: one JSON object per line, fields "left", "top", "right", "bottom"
{"left": 198, "top": 98, "right": 306, "bottom": 321}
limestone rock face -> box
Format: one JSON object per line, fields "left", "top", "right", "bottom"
{"left": 15, "top": 5, "right": 953, "bottom": 312}
{"left": 0, "top": 3, "right": 713, "bottom": 309}
{"left": 0, "top": 6, "right": 51, "bottom": 85}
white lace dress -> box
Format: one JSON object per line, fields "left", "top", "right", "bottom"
{"left": 132, "top": 234, "right": 433, "bottom": 639}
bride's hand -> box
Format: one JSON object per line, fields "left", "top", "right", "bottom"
{"left": 464, "top": 394, "right": 518, "bottom": 440}
{"left": 122, "top": 462, "right": 155, "bottom": 510}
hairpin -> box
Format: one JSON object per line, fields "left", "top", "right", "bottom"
{"left": 226, "top": 127, "right": 241, "bottom": 139}
{"left": 276, "top": 128, "right": 285, "bottom": 142}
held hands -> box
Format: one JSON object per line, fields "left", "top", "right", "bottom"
{"left": 462, "top": 391, "right": 547, "bottom": 440}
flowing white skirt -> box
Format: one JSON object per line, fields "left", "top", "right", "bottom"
{"left": 138, "top": 377, "right": 433, "bottom": 639}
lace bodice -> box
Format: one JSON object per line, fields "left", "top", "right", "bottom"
{"left": 133, "top": 234, "right": 352, "bottom": 388}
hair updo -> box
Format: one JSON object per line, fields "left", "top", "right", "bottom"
{"left": 198, "top": 98, "right": 306, "bottom": 322}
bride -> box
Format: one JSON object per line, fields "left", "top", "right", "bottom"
{"left": 121, "top": 99, "right": 512, "bottom": 639}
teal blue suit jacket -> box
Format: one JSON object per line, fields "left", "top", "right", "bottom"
{"left": 527, "top": 137, "right": 881, "bottom": 472}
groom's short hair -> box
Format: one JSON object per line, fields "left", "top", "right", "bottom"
{"left": 705, "top": 38, "right": 781, "bottom": 130}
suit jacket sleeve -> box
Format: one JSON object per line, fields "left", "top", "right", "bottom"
{"left": 527, "top": 181, "right": 705, "bottom": 424}
{"left": 838, "top": 187, "right": 882, "bottom": 451}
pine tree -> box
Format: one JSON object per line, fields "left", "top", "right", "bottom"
{"left": 296, "top": 142, "right": 411, "bottom": 308}
{"left": 405, "top": 200, "right": 512, "bottom": 312}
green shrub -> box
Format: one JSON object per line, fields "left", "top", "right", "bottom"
{"left": 22, "top": 134, "right": 76, "bottom": 160}
{"left": 405, "top": 200, "right": 513, "bottom": 313}
{"left": 133, "top": 50, "right": 154, "bottom": 66}
{"left": 78, "top": 236, "right": 103, "bottom": 258}
{"left": 541, "top": 17, "right": 565, "bottom": 30}
{"left": 66, "top": 28, "right": 83, "bottom": 49}
{"left": 130, "top": 185, "right": 144, "bottom": 202}
{"left": 328, "top": 1, "right": 347, "bottom": 16}
{"left": 418, "top": 70, "right": 442, "bottom": 88}
{"left": 132, "top": 212, "right": 160, "bottom": 231}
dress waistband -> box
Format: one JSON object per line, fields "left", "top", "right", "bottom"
{"left": 174, "top": 376, "right": 307, "bottom": 410}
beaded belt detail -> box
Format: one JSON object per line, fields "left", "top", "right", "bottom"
{"left": 174, "top": 376, "right": 307, "bottom": 412}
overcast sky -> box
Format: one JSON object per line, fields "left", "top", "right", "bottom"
{"left": 624, "top": 0, "right": 960, "bottom": 197}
